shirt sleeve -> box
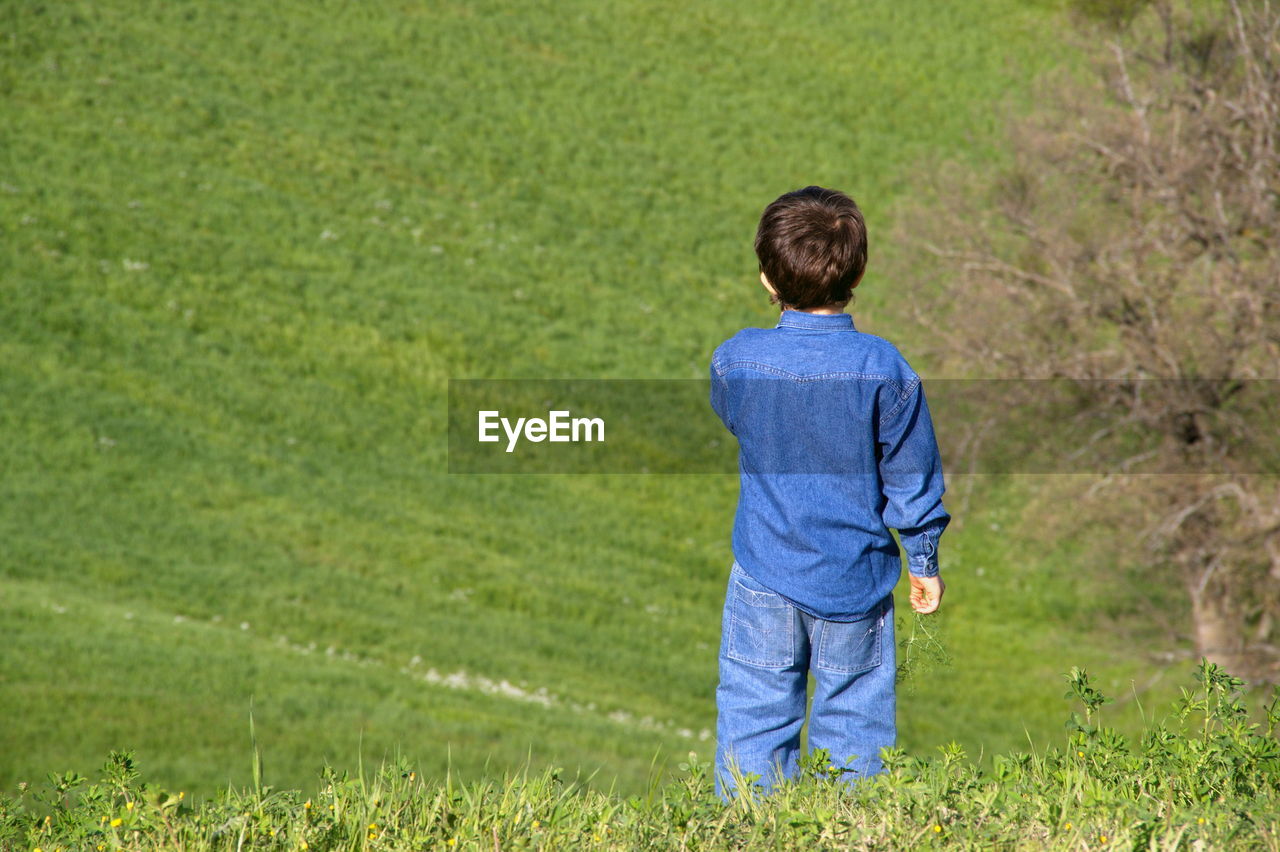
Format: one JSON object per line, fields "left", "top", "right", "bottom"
{"left": 709, "top": 360, "right": 734, "bottom": 435}
{"left": 877, "top": 379, "right": 950, "bottom": 578}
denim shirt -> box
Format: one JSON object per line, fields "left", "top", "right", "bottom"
{"left": 710, "top": 309, "right": 949, "bottom": 621}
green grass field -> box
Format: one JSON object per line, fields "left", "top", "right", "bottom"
{"left": 1, "top": 0, "right": 1195, "bottom": 803}
{"left": 7, "top": 663, "right": 1280, "bottom": 850}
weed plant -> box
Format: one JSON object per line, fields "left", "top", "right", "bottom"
{"left": 5, "top": 663, "right": 1278, "bottom": 850}
{"left": 897, "top": 611, "right": 953, "bottom": 694}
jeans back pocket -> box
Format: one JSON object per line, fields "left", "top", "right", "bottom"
{"left": 725, "top": 565, "right": 798, "bottom": 668}
{"left": 814, "top": 601, "right": 883, "bottom": 675}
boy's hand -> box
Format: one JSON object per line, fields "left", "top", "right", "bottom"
{"left": 909, "top": 574, "right": 945, "bottom": 614}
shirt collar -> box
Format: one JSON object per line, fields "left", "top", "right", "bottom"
{"left": 776, "top": 309, "right": 856, "bottom": 331}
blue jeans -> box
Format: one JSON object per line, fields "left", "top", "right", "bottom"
{"left": 715, "top": 562, "right": 896, "bottom": 798}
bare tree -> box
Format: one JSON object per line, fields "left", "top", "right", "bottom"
{"left": 909, "top": 0, "right": 1280, "bottom": 678}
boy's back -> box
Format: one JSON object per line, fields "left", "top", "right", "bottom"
{"left": 711, "top": 311, "right": 947, "bottom": 621}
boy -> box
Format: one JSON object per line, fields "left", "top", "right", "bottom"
{"left": 709, "top": 186, "right": 949, "bottom": 797}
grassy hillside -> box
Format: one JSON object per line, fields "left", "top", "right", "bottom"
{"left": 5, "top": 664, "right": 1280, "bottom": 850}
{"left": 0, "top": 0, "right": 1186, "bottom": 801}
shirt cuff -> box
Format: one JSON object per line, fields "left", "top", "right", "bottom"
{"left": 904, "top": 523, "right": 942, "bottom": 578}
{"left": 908, "top": 558, "right": 940, "bottom": 579}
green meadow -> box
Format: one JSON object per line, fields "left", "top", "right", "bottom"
{"left": 1, "top": 0, "right": 1190, "bottom": 804}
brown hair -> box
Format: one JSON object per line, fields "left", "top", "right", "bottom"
{"left": 754, "top": 186, "right": 868, "bottom": 309}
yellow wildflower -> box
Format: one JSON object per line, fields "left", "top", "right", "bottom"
{"left": 1101, "top": 835, "right": 1109, "bottom": 843}
{"left": 110, "top": 818, "right": 123, "bottom": 827}
{"left": 1065, "top": 822, "right": 1072, "bottom": 830}
{"left": 304, "top": 800, "right": 311, "bottom": 810}
{"left": 934, "top": 825, "right": 942, "bottom": 833}
{"left": 1077, "top": 751, "right": 1084, "bottom": 757}
{"left": 1198, "top": 818, "right": 1205, "bottom": 824}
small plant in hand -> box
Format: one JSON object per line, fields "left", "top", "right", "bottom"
{"left": 897, "top": 610, "right": 952, "bottom": 693}
{"left": 898, "top": 573, "right": 949, "bottom": 691}
{"left": 5, "top": 662, "right": 1278, "bottom": 850}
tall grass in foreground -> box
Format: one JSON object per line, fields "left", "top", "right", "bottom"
{"left": 4, "top": 663, "right": 1279, "bottom": 851}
